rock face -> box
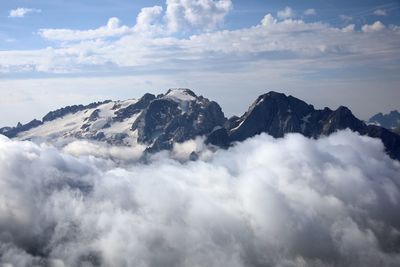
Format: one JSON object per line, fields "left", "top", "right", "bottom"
{"left": 368, "top": 110, "right": 400, "bottom": 130}
{"left": 2, "top": 120, "right": 43, "bottom": 138}
{"left": 113, "top": 93, "right": 155, "bottom": 122}
{"left": 1, "top": 89, "right": 399, "bottom": 160}
{"left": 0, "top": 127, "right": 11, "bottom": 134}
{"left": 365, "top": 125, "right": 400, "bottom": 160}
{"left": 206, "top": 91, "right": 400, "bottom": 161}
{"left": 132, "top": 89, "right": 226, "bottom": 151}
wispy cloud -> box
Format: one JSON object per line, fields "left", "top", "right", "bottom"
{"left": 374, "top": 9, "right": 387, "bottom": 16}
{"left": 8, "top": 7, "right": 41, "bottom": 18}
{"left": 39, "top": 17, "right": 132, "bottom": 41}
{"left": 304, "top": 8, "right": 316, "bottom": 16}
{"left": 362, "top": 21, "right": 386, "bottom": 32}
{"left": 339, "top": 14, "right": 353, "bottom": 22}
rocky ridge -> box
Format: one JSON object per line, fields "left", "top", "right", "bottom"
{"left": 1, "top": 89, "right": 400, "bottom": 160}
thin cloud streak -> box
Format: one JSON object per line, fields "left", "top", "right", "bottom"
{"left": 8, "top": 8, "right": 41, "bottom": 18}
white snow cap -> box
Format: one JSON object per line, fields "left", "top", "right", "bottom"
{"left": 165, "top": 88, "right": 197, "bottom": 102}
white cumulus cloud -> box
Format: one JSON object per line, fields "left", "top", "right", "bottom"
{"left": 0, "top": 7, "right": 399, "bottom": 83}
{"left": 62, "top": 140, "right": 146, "bottom": 162}
{"left": 362, "top": 21, "right": 386, "bottom": 33}
{"left": 277, "top": 6, "right": 294, "bottom": 20}
{"left": 39, "top": 0, "right": 232, "bottom": 40}
{"left": 134, "top": 6, "right": 164, "bottom": 34}
{"left": 0, "top": 130, "right": 400, "bottom": 266}
{"left": 261, "top": 14, "right": 277, "bottom": 27}
{"left": 165, "top": 0, "right": 233, "bottom": 32}
{"left": 341, "top": 24, "right": 355, "bottom": 33}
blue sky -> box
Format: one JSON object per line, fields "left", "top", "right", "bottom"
{"left": 0, "top": 0, "right": 400, "bottom": 126}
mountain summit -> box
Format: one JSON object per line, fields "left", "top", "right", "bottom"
{"left": 368, "top": 110, "right": 400, "bottom": 130}
{"left": 1, "top": 89, "right": 400, "bottom": 160}
{"left": 206, "top": 91, "right": 400, "bottom": 160}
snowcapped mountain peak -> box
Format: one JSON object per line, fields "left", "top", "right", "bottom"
{"left": 164, "top": 88, "right": 197, "bottom": 102}
{"left": 3, "top": 89, "right": 226, "bottom": 153}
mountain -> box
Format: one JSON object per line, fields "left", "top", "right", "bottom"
{"left": 206, "top": 91, "right": 400, "bottom": 160}
{"left": 1, "top": 100, "right": 112, "bottom": 140}
{"left": 2, "top": 89, "right": 226, "bottom": 152}
{"left": 129, "top": 89, "right": 225, "bottom": 152}
{"left": 368, "top": 110, "right": 400, "bottom": 129}
{"left": 0, "top": 126, "right": 11, "bottom": 134}
{"left": 1, "top": 89, "right": 400, "bottom": 161}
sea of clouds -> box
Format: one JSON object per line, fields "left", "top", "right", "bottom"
{"left": 0, "top": 130, "right": 400, "bottom": 267}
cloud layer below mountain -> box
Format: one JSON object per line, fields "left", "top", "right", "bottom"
{"left": 0, "top": 130, "right": 400, "bottom": 267}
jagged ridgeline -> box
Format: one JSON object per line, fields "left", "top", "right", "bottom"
{"left": 368, "top": 110, "right": 400, "bottom": 130}
{"left": 1, "top": 89, "right": 399, "bottom": 160}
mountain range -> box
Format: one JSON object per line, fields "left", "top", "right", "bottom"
{"left": 368, "top": 110, "right": 400, "bottom": 131}
{"left": 1, "top": 88, "right": 400, "bottom": 161}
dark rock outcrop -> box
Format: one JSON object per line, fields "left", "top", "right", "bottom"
{"left": 206, "top": 127, "right": 230, "bottom": 148}
{"left": 0, "top": 127, "right": 11, "bottom": 135}
{"left": 113, "top": 93, "right": 155, "bottom": 122}
{"left": 132, "top": 89, "right": 226, "bottom": 151}
{"left": 368, "top": 110, "right": 400, "bottom": 129}
{"left": 366, "top": 125, "right": 400, "bottom": 160}
{"left": 2, "top": 119, "right": 43, "bottom": 138}
{"left": 42, "top": 100, "right": 111, "bottom": 122}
